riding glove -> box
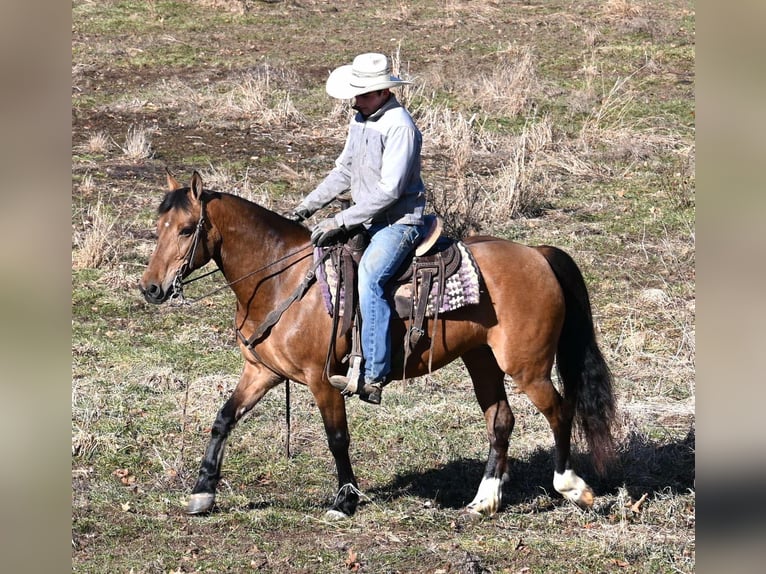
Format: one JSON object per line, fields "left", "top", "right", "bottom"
{"left": 288, "top": 206, "right": 313, "bottom": 222}
{"left": 311, "top": 218, "right": 346, "bottom": 247}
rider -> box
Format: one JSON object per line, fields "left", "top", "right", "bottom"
{"left": 290, "top": 52, "right": 427, "bottom": 405}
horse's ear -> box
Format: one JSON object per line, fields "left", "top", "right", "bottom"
{"left": 166, "top": 168, "right": 181, "bottom": 191}
{"left": 190, "top": 171, "right": 204, "bottom": 202}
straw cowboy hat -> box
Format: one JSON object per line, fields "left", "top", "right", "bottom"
{"left": 325, "top": 52, "right": 411, "bottom": 100}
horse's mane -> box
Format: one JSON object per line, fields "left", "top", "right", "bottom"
{"left": 158, "top": 187, "right": 222, "bottom": 214}
{"left": 157, "top": 187, "right": 298, "bottom": 232}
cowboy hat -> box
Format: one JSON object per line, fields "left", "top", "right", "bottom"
{"left": 325, "top": 52, "right": 411, "bottom": 100}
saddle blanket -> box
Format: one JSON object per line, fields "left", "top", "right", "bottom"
{"left": 316, "top": 241, "right": 482, "bottom": 319}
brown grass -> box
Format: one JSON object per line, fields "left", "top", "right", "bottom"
{"left": 489, "top": 115, "right": 556, "bottom": 220}
{"left": 117, "top": 125, "right": 155, "bottom": 161}
{"left": 474, "top": 45, "right": 538, "bottom": 118}
{"left": 72, "top": 197, "right": 118, "bottom": 269}
{"left": 603, "top": 0, "right": 644, "bottom": 20}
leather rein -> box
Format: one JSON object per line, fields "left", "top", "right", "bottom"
{"left": 168, "top": 196, "right": 327, "bottom": 358}
{"left": 169, "top": 198, "right": 317, "bottom": 308}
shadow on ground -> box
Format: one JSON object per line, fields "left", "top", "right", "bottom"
{"left": 366, "top": 426, "right": 695, "bottom": 509}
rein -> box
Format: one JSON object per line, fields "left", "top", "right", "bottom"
{"left": 235, "top": 251, "right": 327, "bottom": 350}
{"left": 169, "top": 197, "right": 314, "bottom": 306}
{"left": 172, "top": 246, "right": 314, "bottom": 306}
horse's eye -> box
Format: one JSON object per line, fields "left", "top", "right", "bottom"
{"left": 179, "top": 227, "right": 195, "bottom": 237}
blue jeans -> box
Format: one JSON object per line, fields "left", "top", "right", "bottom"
{"left": 358, "top": 223, "right": 425, "bottom": 382}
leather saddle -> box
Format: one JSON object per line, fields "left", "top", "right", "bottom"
{"left": 318, "top": 215, "right": 481, "bottom": 353}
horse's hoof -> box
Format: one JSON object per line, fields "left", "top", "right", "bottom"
{"left": 324, "top": 509, "right": 350, "bottom": 521}
{"left": 576, "top": 486, "right": 595, "bottom": 508}
{"left": 186, "top": 492, "right": 215, "bottom": 515}
{"left": 459, "top": 508, "right": 484, "bottom": 523}
{"left": 554, "top": 469, "right": 595, "bottom": 509}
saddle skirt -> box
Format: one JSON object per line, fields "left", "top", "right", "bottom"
{"left": 315, "top": 239, "right": 482, "bottom": 322}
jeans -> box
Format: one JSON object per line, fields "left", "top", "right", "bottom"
{"left": 358, "top": 223, "right": 425, "bottom": 382}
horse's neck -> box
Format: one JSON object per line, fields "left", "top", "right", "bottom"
{"left": 209, "top": 195, "right": 309, "bottom": 307}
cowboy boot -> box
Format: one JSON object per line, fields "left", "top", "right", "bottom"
{"left": 329, "top": 356, "right": 385, "bottom": 405}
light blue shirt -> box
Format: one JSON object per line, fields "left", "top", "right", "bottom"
{"left": 300, "top": 95, "right": 426, "bottom": 229}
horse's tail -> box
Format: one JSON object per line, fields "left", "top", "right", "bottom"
{"left": 537, "top": 245, "right": 616, "bottom": 475}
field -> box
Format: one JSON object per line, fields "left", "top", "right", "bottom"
{"left": 71, "top": 1, "right": 695, "bottom": 572}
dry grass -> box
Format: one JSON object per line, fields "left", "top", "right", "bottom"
{"left": 474, "top": 45, "right": 538, "bottom": 118}
{"left": 389, "top": 42, "right": 423, "bottom": 111}
{"left": 417, "top": 106, "right": 488, "bottom": 237}
{"left": 197, "top": 163, "right": 277, "bottom": 207}
{"left": 220, "top": 68, "right": 305, "bottom": 125}
{"left": 104, "top": 68, "right": 305, "bottom": 129}
{"left": 83, "top": 131, "right": 111, "bottom": 155}
{"left": 116, "top": 125, "right": 154, "bottom": 161}
{"left": 72, "top": 1, "right": 694, "bottom": 571}
{"left": 79, "top": 171, "right": 96, "bottom": 194}
{"left": 72, "top": 196, "right": 118, "bottom": 269}
{"left": 603, "top": 0, "right": 644, "bottom": 20}
{"left": 488, "top": 114, "right": 555, "bottom": 221}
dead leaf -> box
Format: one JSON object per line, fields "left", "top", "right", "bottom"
{"left": 345, "top": 548, "right": 360, "bottom": 571}
{"left": 113, "top": 468, "right": 137, "bottom": 485}
{"left": 610, "top": 558, "right": 630, "bottom": 568}
{"left": 630, "top": 492, "right": 648, "bottom": 513}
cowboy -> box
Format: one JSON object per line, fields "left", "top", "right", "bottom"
{"left": 290, "top": 52, "right": 427, "bottom": 405}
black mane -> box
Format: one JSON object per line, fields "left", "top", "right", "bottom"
{"left": 158, "top": 187, "right": 220, "bottom": 214}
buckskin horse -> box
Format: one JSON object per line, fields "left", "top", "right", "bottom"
{"left": 138, "top": 170, "right": 616, "bottom": 519}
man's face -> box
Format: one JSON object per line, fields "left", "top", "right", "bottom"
{"left": 351, "top": 89, "right": 390, "bottom": 118}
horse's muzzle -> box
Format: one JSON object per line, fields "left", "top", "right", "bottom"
{"left": 138, "top": 281, "right": 172, "bottom": 305}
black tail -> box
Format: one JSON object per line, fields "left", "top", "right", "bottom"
{"left": 538, "top": 246, "right": 616, "bottom": 475}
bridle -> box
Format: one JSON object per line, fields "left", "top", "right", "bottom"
{"left": 168, "top": 196, "right": 210, "bottom": 305}
{"left": 168, "top": 196, "right": 315, "bottom": 307}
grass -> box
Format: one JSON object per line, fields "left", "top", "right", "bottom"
{"left": 72, "top": 0, "right": 694, "bottom": 572}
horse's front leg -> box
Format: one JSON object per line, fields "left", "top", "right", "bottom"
{"left": 186, "top": 360, "right": 283, "bottom": 514}
{"left": 311, "top": 378, "right": 359, "bottom": 519}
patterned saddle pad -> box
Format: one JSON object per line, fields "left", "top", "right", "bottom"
{"left": 316, "top": 240, "right": 481, "bottom": 320}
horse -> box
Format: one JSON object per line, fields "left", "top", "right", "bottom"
{"left": 138, "top": 170, "right": 616, "bottom": 519}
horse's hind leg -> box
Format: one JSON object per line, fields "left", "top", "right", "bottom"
{"left": 462, "top": 345, "right": 514, "bottom": 516}
{"left": 519, "top": 373, "right": 594, "bottom": 507}
{"left": 186, "top": 360, "right": 283, "bottom": 514}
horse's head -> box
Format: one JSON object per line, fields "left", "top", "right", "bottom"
{"left": 139, "top": 170, "right": 215, "bottom": 304}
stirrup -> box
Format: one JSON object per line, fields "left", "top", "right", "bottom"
{"left": 329, "top": 373, "right": 361, "bottom": 395}
{"left": 328, "top": 366, "right": 383, "bottom": 406}
{"left": 329, "top": 356, "right": 364, "bottom": 396}
{"left": 329, "top": 374, "right": 382, "bottom": 404}
{"left": 358, "top": 381, "right": 382, "bottom": 405}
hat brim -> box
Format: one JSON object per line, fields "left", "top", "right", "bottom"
{"left": 325, "top": 64, "right": 411, "bottom": 99}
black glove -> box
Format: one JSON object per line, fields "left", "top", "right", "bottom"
{"left": 311, "top": 218, "right": 347, "bottom": 247}
{"left": 288, "top": 206, "right": 312, "bottom": 222}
